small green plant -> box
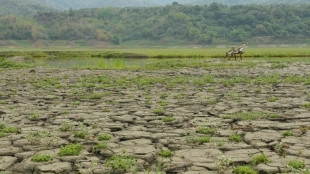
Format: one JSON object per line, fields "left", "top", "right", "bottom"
{"left": 193, "top": 136, "right": 212, "bottom": 145}
{"left": 197, "top": 126, "right": 216, "bottom": 135}
{"left": 252, "top": 153, "right": 269, "bottom": 165}
{"left": 93, "top": 143, "right": 108, "bottom": 152}
{"left": 301, "top": 103, "right": 310, "bottom": 108}
{"left": 73, "top": 123, "right": 94, "bottom": 140}
{"left": 208, "top": 87, "right": 215, "bottom": 92}
{"left": 0, "top": 132, "right": 5, "bottom": 138}
{"left": 282, "top": 130, "right": 294, "bottom": 137}
{"left": 271, "top": 63, "right": 288, "bottom": 69}
{"left": 58, "top": 144, "right": 84, "bottom": 156}
{"left": 163, "top": 117, "right": 175, "bottom": 122}
{"left": 216, "top": 141, "right": 224, "bottom": 146}
{"left": 173, "top": 93, "right": 185, "bottom": 99}
{"left": 0, "top": 100, "right": 8, "bottom": 104}
{"left": 269, "top": 113, "right": 280, "bottom": 118}
{"left": 215, "top": 153, "right": 234, "bottom": 173}
{"left": 1, "top": 127, "right": 19, "bottom": 133}
{"left": 60, "top": 110, "right": 69, "bottom": 115}
{"left": 103, "top": 108, "right": 110, "bottom": 112}
{"left": 31, "top": 154, "right": 53, "bottom": 162}
{"left": 255, "top": 88, "right": 262, "bottom": 93}
{"left": 275, "top": 142, "right": 289, "bottom": 156}
{"left": 89, "top": 92, "right": 104, "bottom": 100}
{"left": 28, "top": 113, "right": 40, "bottom": 120}
{"left": 71, "top": 101, "right": 80, "bottom": 106}
{"left": 233, "top": 166, "right": 258, "bottom": 174}
{"left": 159, "top": 149, "right": 172, "bottom": 157}
{"left": 98, "top": 133, "right": 111, "bottom": 141}
{"left": 145, "top": 96, "right": 153, "bottom": 100}
{"left": 153, "top": 108, "right": 165, "bottom": 116}
{"left": 106, "top": 156, "right": 137, "bottom": 172}
{"left": 160, "top": 93, "right": 169, "bottom": 99}
{"left": 200, "top": 96, "right": 217, "bottom": 105}
{"left": 158, "top": 100, "right": 169, "bottom": 106}
{"left": 0, "top": 122, "right": 5, "bottom": 129}
{"left": 268, "top": 96, "right": 278, "bottom": 102}
{"left": 24, "top": 130, "right": 57, "bottom": 146}
{"left": 287, "top": 160, "right": 305, "bottom": 170}
{"left": 228, "top": 134, "right": 242, "bottom": 142}
{"left": 225, "top": 92, "right": 245, "bottom": 100}
{"left": 73, "top": 131, "right": 86, "bottom": 139}
{"left": 300, "top": 125, "right": 309, "bottom": 134}
{"left": 222, "top": 115, "right": 232, "bottom": 119}
{"left": 59, "top": 120, "right": 73, "bottom": 132}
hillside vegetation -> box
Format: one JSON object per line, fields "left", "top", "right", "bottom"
{"left": 0, "top": 0, "right": 54, "bottom": 17}
{"left": 193, "top": 0, "right": 310, "bottom": 6}
{"left": 0, "top": 3, "right": 310, "bottom": 44}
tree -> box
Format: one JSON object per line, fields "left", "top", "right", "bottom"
{"left": 228, "top": 29, "right": 250, "bottom": 42}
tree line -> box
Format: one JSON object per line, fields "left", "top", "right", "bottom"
{"left": 1, "top": 3, "right": 310, "bottom": 44}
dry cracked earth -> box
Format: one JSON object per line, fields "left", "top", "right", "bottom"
{"left": 0, "top": 59, "right": 310, "bottom": 174}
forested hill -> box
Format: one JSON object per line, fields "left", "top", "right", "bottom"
{"left": 2, "top": 0, "right": 310, "bottom": 13}
{"left": 1, "top": 4, "right": 310, "bottom": 44}
{"left": 0, "top": 0, "right": 54, "bottom": 17}
{"left": 193, "top": 0, "right": 310, "bottom": 6}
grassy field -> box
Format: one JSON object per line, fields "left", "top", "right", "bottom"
{"left": 1, "top": 47, "right": 310, "bottom": 59}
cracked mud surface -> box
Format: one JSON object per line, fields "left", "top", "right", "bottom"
{"left": 0, "top": 59, "right": 310, "bottom": 173}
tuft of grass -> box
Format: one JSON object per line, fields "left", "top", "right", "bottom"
{"left": 0, "top": 122, "right": 5, "bottom": 129}
{"left": 158, "top": 100, "right": 169, "bottom": 106}
{"left": 160, "top": 93, "right": 169, "bottom": 99}
{"left": 282, "top": 130, "right": 294, "bottom": 137}
{"left": 60, "top": 110, "right": 69, "bottom": 115}
{"left": 228, "top": 134, "right": 242, "bottom": 142}
{"left": 193, "top": 136, "right": 212, "bottom": 145}
{"left": 73, "top": 131, "right": 86, "bottom": 139}
{"left": 197, "top": 126, "right": 216, "bottom": 135}
{"left": 71, "top": 101, "right": 80, "bottom": 106}
{"left": 153, "top": 108, "right": 165, "bottom": 116}
{"left": 28, "top": 113, "right": 40, "bottom": 120}
{"left": 1, "top": 127, "right": 19, "bottom": 133}
{"left": 301, "top": 103, "right": 310, "bottom": 108}
{"left": 0, "top": 100, "right": 8, "bottom": 104}
{"left": 288, "top": 160, "right": 305, "bottom": 170}
{"left": 233, "top": 166, "right": 258, "bottom": 174}
{"left": 271, "top": 63, "right": 288, "bottom": 69}
{"left": 252, "top": 153, "right": 269, "bottom": 165}
{"left": 103, "top": 108, "right": 110, "bottom": 112}
{"left": 98, "top": 133, "right": 111, "bottom": 141}
{"left": 0, "top": 132, "right": 5, "bottom": 138}
{"left": 93, "top": 143, "right": 108, "bottom": 152}
{"left": 163, "top": 117, "right": 176, "bottom": 122}
{"left": 255, "top": 88, "right": 262, "bottom": 93}
{"left": 106, "top": 156, "right": 137, "bottom": 172}
{"left": 31, "top": 154, "right": 53, "bottom": 162}
{"left": 216, "top": 141, "right": 224, "bottom": 146}
{"left": 59, "top": 120, "right": 73, "bottom": 132}
{"left": 222, "top": 115, "right": 232, "bottom": 119}
{"left": 58, "top": 144, "right": 84, "bottom": 156}
{"left": 300, "top": 125, "right": 309, "bottom": 134}
{"left": 89, "top": 92, "right": 105, "bottom": 100}
{"left": 268, "top": 96, "right": 278, "bottom": 102}
{"left": 0, "top": 60, "right": 31, "bottom": 69}
{"left": 158, "top": 149, "right": 172, "bottom": 157}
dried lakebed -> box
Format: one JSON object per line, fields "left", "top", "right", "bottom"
{"left": 0, "top": 60, "right": 310, "bottom": 174}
